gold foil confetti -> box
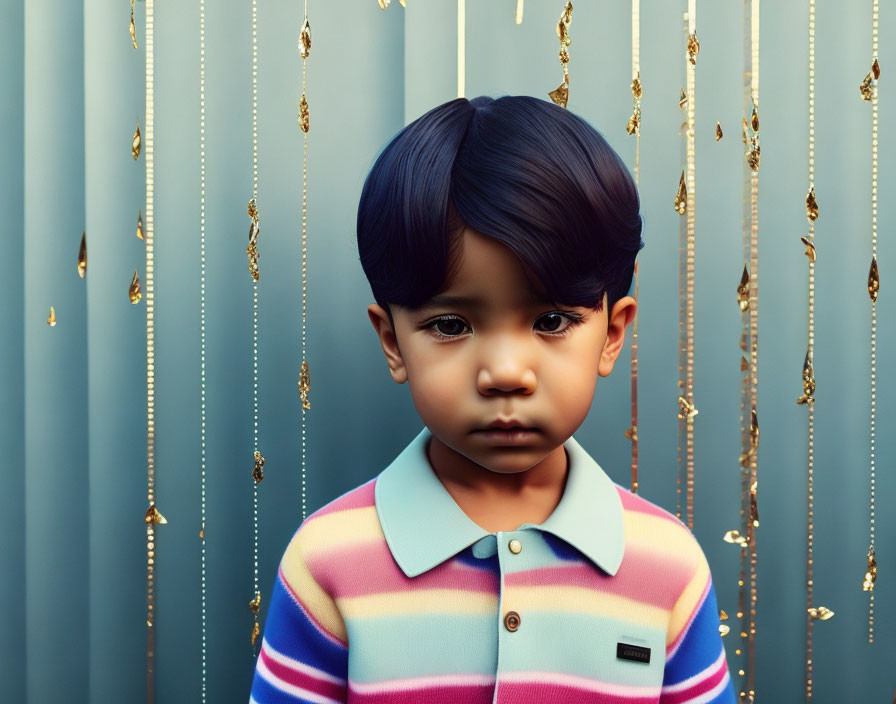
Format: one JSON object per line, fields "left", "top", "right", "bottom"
{"left": 860, "top": 72, "right": 873, "bottom": 101}
{"left": 548, "top": 3, "right": 572, "bottom": 108}
{"left": 720, "top": 609, "right": 729, "bottom": 620}
{"left": 750, "top": 105, "right": 759, "bottom": 132}
{"left": 862, "top": 546, "right": 877, "bottom": 591}
{"left": 377, "top": 0, "right": 390, "bottom": 8}
{"left": 549, "top": 82, "right": 569, "bottom": 109}
{"left": 199, "top": 528, "right": 204, "bottom": 539}
{"left": 868, "top": 255, "right": 879, "bottom": 301}
{"left": 298, "top": 94, "right": 310, "bottom": 133}
{"left": 136, "top": 210, "right": 144, "bottom": 240}
{"left": 797, "top": 349, "right": 815, "bottom": 405}
{"left": 872, "top": 57, "right": 880, "bottom": 80}
{"left": 677, "top": 395, "right": 698, "bottom": 420}
{"left": 687, "top": 32, "right": 700, "bottom": 65}
{"left": 626, "top": 111, "right": 640, "bottom": 136}
{"left": 144, "top": 504, "right": 167, "bottom": 525}
{"left": 47, "top": 306, "right": 56, "bottom": 327}
{"left": 623, "top": 425, "right": 638, "bottom": 442}
{"left": 674, "top": 171, "right": 687, "bottom": 215}
{"left": 78, "top": 231, "right": 87, "bottom": 278}
{"left": 808, "top": 606, "right": 835, "bottom": 620}
{"left": 737, "top": 266, "right": 750, "bottom": 312}
{"left": 715, "top": 122, "right": 723, "bottom": 141}
{"left": 130, "top": 0, "right": 138, "bottom": 49}
{"left": 750, "top": 409, "right": 759, "bottom": 447}
{"left": 132, "top": 121, "right": 141, "bottom": 160}
{"left": 740, "top": 356, "right": 749, "bottom": 372}
{"left": 631, "top": 73, "right": 642, "bottom": 100}
{"left": 516, "top": 0, "right": 523, "bottom": 24}
{"left": 746, "top": 136, "right": 760, "bottom": 171}
{"left": 806, "top": 187, "right": 819, "bottom": 221}
{"left": 247, "top": 199, "right": 260, "bottom": 282}
{"left": 749, "top": 480, "right": 759, "bottom": 527}
{"left": 679, "top": 88, "right": 687, "bottom": 110}
{"left": 720, "top": 624, "right": 731, "bottom": 636}
{"left": 249, "top": 591, "right": 261, "bottom": 615}
{"left": 298, "top": 358, "right": 311, "bottom": 410}
{"left": 253, "top": 450, "right": 265, "bottom": 484}
{"left": 800, "top": 236, "right": 816, "bottom": 262}
{"left": 251, "top": 621, "right": 260, "bottom": 647}
{"left": 299, "top": 18, "right": 311, "bottom": 59}
{"left": 247, "top": 198, "right": 258, "bottom": 219}
{"left": 129, "top": 269, "right": 142, "bottom": 304}
{"left": 724, "top": 530, "right": 749, "bottom": 547}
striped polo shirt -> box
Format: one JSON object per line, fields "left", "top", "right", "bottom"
{"left": 249, "top": 426, "right": 735, "bottom": 703}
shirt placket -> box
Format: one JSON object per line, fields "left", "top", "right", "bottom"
{"left": 492, "top": 529, "right": 526, "bottom": 704}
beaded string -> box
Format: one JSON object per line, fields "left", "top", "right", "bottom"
{"left": 199, "top": 0, "right": 208, "bottom": 697}
{"left": 298, "top": 1, "right": 312, "bottom": 524}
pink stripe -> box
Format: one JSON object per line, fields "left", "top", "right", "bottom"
{"left": 278, "top": 567, "right": 349, "bottom": 648}
{"left": 504, "top": 544, "right": 693, "bottom": 610}
{"left": 259, "top": 645, "right": 347, "bottom": 701}
{"left": 660, "top": 655, "right": 729, "bottom": 703}
{"left": 497, "top": 681, "right": 659, "bottom": 704}
{"left": 666, "top": 578, "right": 711, "bottom": 656}
{"left": 347, "top": 681, "right": 494, "bottom": 704}
{"left": 306, "top": 538, "right": 499, "bottom": 599}
{"left": 616, "top": 485, "right": 685, "bottom": 526}
{"left": 309, "top": 478, "right": 376, "bottom": 518}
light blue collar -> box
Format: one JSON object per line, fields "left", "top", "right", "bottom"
{"left": 374, "top": 426, "right": 625, "bottom": 578}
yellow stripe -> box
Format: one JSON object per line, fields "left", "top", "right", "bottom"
{"left": 338, "top": 588, "right": 497, "bottom": 620}
{"left": 666, "top": 547, "right": 709, "bottom": 645}
{"left": 301, "top": 505, "right": 383, "bottom": 556}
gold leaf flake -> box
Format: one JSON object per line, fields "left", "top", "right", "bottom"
{"left": 249, "top": 591, "right": 261, "bottom": 615}
{"left": 872, "top": 57, "right": 880, "bottom": 80}
{"left": 673, "top": 171, "right": 687, "bottom": 215}
{"left": 715, "top": 121, "right": 723, "bottom": 141}
{"left": 549, "top": 81, "right": 569, "bottom": 109}
{"left": 862, "top": 546, "right": 877, "bottom": 591}
{"left": 677, "top": 395, "right": 698, "bottom": 420}
{"left": 749, "top": 479, "right": 759, "bottom": 527}
{"left": 806, "top": 187, "right": 819, "bottom": 221}
{"left": 47, "top": 306, "right": 56, "bottom": 327}
{"left": 724, "top": 530, "right": 748, "bottom": 547}
{"left": 378, "top": 0, "right": 390, "bottom": 9}
{"left": 253, "top": 450, "right": 265, "bottom": 484}
{"left": 860, "top": 72, "right": 873, "bottom": 101}
{"left": 868, "top": 255, "right": 879, "bottom": 302}
{"left": 516, "top": 0, "right": 524, "bottom": 24}
{"left": 136, "top": 210, "right": 144, "bottom": 240}
{"left": 78, "top": 231, "right": 87, "bottom": 278}
{"left": 130, "top": 0, "right": 138, "bottom": 49}
{"left": 679, "top": 88, "right": 687, "bottom": 110}
{"left": 740, "top": 330, "right": 748, "bottom": 352}
{"left": 145, "top": 504, "right": 167, "bottom": 525}
{"left": 132, "top": 121, "right": 141, "bottom": 160}
{"left": 298, "top": 93, "right": 310, "bottom": 132}
{"left": 808, "top": 606, "right": 835, "bottom": 620}
{"left": 745, "top": 136, "right": 760, "bottom": 171}
{"left": 797, "top": 349, "right": 815, "bottom": 405}
{"left": 623, "top": 425, "right": 638, "bottom": 442}
{"left": 398, "top": 0, "right": 406, "bottom": 6}
{"left": 741, "top": 117, "right": 748, "bottom": 144}
{"left": 247, "top": 218, "right": 260, "bottom": 282}
{"left": 299, "top": 18, "right": 311, "bottom": 59}
{"left": 750, "top": 105, "right": 759, "bottom": 132}
{"left": 298, "top": 358, "right": 311, "bottom": 410}
{"left": 687, "top": 32, "right": 700, "bottom": 65}
{"left": 719, "top": 624, "right": 730, "bottom": 636}
{"left": 129, "top": 269, "right": 142, "bottom": 304}
{"left": 720, "top": 609, "right": 729, "bottom": 620}
{"left": 199, "top": 528, "right": 204, "bottom": 539}
{"left": 750, "top": 409, "right": 759, "bottom": 447}
{"left": 626, "top": 110, "right": 640, "bottom": 136}
{"left": 800, "top": 236, "right": 816, "bottom": 263}
{"left": 631, "top": 73, "right": 642, "bottom": 100}
{"left": 251, "top": 620, "right": 260, "bottom": 646}
{"left": 737, "top": 266, "right": 750, "bottom": 312}
{"left": 247, "top": 197, "right": 258, "bottom": 220}
{"left": 740, "top": 356, "right": 749, "bottom": 372}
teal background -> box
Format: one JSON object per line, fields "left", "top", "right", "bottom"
{"left": 1, "top": 0, "right": 893, "bottom": 701}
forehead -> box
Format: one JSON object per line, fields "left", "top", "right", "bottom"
{"left": 423, "top": 228, "right": 552, "bottom": 310}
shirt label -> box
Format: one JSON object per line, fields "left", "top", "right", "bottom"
{"left": 616, "top": 642, "right": 651, "bottom": 664}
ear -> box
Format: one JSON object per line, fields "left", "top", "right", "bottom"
{"left": 367, "top": 303, "right": 408, "bottom": 384}
{"left": 597, "top": 295, "right": 638, "bottom": 378}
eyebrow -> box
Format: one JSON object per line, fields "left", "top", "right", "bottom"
{"left": 419, "top": 293, "right": 554, "bottom": 311}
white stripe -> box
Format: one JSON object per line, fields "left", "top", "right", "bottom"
{"left": 262, "top": 637, "right": 347, "bottom": 686}
{"left": 660, "top": 647, "right": 726, "bottom": 694}
{"left": 256, "top": 649, "right": 344, "bottom": 704}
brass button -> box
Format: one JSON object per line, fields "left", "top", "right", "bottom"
{"left": 504, "top": 610, "right": 521, "bottom": 632}
{"left": 508, "top": 539, "right": 522, "bottom": 554}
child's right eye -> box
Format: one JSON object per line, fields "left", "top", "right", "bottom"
{"left": 423, "top": 316, "right": 468, "bottom": 340}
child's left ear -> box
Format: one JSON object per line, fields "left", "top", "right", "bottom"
{"left": 598, "top": 295, "right": 638, "bottom": 378}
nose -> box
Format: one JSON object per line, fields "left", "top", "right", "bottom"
{"left": 476, "top": 336, "right": 537, "bottom": 395}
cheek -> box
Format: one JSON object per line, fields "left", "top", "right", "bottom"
{"left": 405, "top": 349, "right": 466, "bottom": 423}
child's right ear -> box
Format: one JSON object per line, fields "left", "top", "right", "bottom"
{"left": 367, "top": 303, "right": 408, "bottom": 384}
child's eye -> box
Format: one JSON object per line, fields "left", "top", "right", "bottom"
{"left": 421, "top": 311, "right": 585, "bottom": 341}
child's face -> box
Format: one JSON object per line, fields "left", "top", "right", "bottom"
{"left": 367, "top": 227, "right": 636, "bottom": 477}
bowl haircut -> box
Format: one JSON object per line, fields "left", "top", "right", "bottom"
{"left": 356, "top": 95, "right": 644, "bottom": 328}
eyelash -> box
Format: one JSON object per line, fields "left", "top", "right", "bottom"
{"left": 420, "top": 311, "right": 586, "bottom": 341}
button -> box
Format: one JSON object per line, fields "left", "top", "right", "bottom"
{"left": 508, "top": 539, "right": 522, "bottom": 554}
{"left": 504, "top": 610, "right": 521, "bottom": 632}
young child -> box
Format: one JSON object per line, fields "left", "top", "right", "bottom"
{"left": 249, "top": 95, "right": 736, "bottom": 703}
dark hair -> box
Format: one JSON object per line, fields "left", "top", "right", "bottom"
{"left": 356, "top": 95, "right": 644, "bottom": 325}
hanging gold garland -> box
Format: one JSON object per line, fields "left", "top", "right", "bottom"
{"left": 624, "top": 0, "right": 641, "bottom": 493}
{"left": 860, "top": 0, "right": 880, "bottom": 644}
{"left": 139, "top": 1, "right": 164, "bottom": 701}
{"left": 199, "top": 0, "right": 209, "bottom": 697}
{"left": 548, "top": 3, "right": 573, "bottom": 109}
{"left": 298, "top": 2, "right": 312, "bottom": 525}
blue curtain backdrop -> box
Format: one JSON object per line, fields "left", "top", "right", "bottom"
{"left": 1, "top": 0, "right": 894, "bottom": 701}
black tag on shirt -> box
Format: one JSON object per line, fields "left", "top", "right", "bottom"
{"left": 616, "top": 642, "right": 651, "bottom": 664}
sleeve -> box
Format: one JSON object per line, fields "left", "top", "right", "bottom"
{"left": 659, "top": 541, "right": 737, "bottom": 704}
{"left": 249, "top": 526, "right": 349, "bottom": 704}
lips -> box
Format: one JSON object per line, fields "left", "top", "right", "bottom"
{"left": 478, "top": 419, "right": 537, "bottom": 432}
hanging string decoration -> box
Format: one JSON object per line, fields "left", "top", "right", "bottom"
{"left": 548, "top": 3, "right": 573, "bottom": 108}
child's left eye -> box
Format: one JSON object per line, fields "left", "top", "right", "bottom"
{"left": 421, "top": 312, "right": 585, "bottom": 341}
